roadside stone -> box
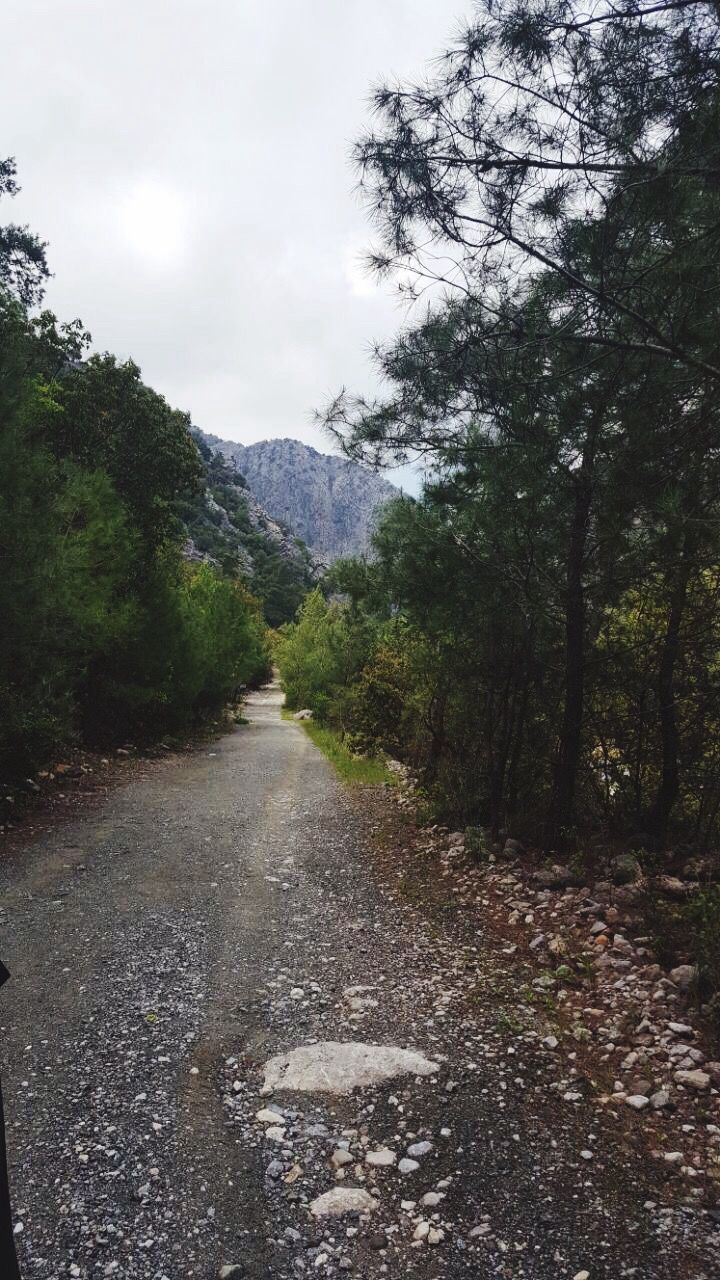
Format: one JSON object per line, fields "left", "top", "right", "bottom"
{"left": 650, "top": 1089, "right": 672, "bottom": 1109}
{"left": 548, "top": 935, "right": 568, "bottom": 957}
{"left": 532, "top": 865, "right": 579, "bottom": 890}
{"left": 670, "top": 964, "right": 697, "bottom": 992}
{"left": 626, "top": 1095, "right": 650, "bottom": 1111}
{"left": 421, "top": 1192, "right": 443, "bottom": 1207}
{"left": 255, "top": 1106, "right": 284, "bottom": 1124}
{"left": 704, "top": 1061, "right": 720, "bottom": 1087}
{"left": 331, "top": 1149, "right": 354, "bottom": 1168}
{"left": 627, "top": 1079, "right": 653, "bottom": 1097}
{"left": 406, "top": 1140, "right": 433, "bottom": 1157}
{"left": 656, "top": 874, "right": 691, "bottom": 898}
{"left": 674, "top": 1069, "right": 710, "bottom": 1091}
{"left": 398, "top": 1158, "right": 419, "bottom": 1175}
{"left": 218, "top": 1267, "right": 244, "bottom": 1279}
{"left": 366, "top": 1148, "right": 396, "bottom": 1167}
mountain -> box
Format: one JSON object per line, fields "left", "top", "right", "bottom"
{"left": 177, "top": 433, "right": 316, "bottom": 627}
{"left": 200, "top": 435, "right": 398, "bottom": 561}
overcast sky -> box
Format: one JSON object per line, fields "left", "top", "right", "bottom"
{"left": 3, "top": 1, "right": 464, "bottom": 487}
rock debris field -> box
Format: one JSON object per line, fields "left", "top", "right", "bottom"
{"left": 0, "top": 684, "right": 718, "bottom": 1278}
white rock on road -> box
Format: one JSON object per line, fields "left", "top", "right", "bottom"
{"left": 310, "top": 1188, "right": 378, "bottom": 1217}
{"left": 262, "top": 1041, "right": 439, "bottom": 1094}
{"left": 366, "top": 1148, "right": 397, "bottom": 1167}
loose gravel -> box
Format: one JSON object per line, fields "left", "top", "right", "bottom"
{"left": 0, "top": 684, "right": 717, "bottom": 1278}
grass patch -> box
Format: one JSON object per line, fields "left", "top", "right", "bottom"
{"left": 283, "top": 710, "right": 394, "bottom": 786}
{"left": 303, "top": 722, "right": 394, "bottom": 785}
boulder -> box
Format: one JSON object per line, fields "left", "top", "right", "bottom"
{"left": 611, "top": 853, "right": 642, "bottom": 886}
{"left": 704, "top": 1061, "right": 720, "bottom": 1087}
{"left": 655, "top": 874, "right": 692, "bottom": 899}
{"left": 292, "top": 709, "right": 313, "bottom": 721}
{"left": 532, "top": 864, "right": 581, "bottom": 890}
{"left": 680, "top": 857, "right": 716, "bottom": 882}
{"left": 674, "top": 1068, "right": 710, "bottom": 1091}
{"left": 669, "top": 964, "right": 697, "bottom": 992}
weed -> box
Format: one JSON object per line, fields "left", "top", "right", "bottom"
{"left": 495, "top": 1009, "right": 525, "bottom": 1036}
{"left": 465, "top": 826, "right": 493, "bottom": 862}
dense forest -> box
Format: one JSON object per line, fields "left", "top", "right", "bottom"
{"left": 277, "top": 0, "right": 720, "bottom": 862}
{"left": 0, "top": 158, "right": 271, "bottom": 784}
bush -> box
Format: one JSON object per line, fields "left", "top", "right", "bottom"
{"left": 274, "top": 589, "right": 370, "bottom": 720}
{"left": 82, "top": 557, "right": 270, "bottom": 743}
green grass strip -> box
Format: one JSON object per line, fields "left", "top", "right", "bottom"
{"left": 282, "top": 708, "right": 394, "bottom": 786}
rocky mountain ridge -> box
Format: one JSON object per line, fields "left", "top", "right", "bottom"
{"left": 200, "top": 433, "right": 398, "bottom": 561}
{"left": 178, "top": 433, "right": 316, "bottom": 626}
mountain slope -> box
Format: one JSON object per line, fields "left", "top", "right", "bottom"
{"left": 177, "top": 433, "right": 316, "bottom": 627}
{"left": 201, "top": 435, "right": 398, "bottom": 561}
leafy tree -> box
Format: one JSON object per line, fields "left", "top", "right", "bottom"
{"left": 0, "top": 163, "right": 272, "bottom": 778}
{"left": 53, "top": 355, "right": 202, "bottom": 551}
{"left": 353, "top": 0, "right": 720, "bottom": 378}
{"left": 316, "top": 1, "right": 720, "bottom": 851}
{"left": 0, "top": 157, "right": 49, "bottom": 305}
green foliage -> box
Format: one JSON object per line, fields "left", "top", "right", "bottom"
{"left": 0, "top": 157, "right": 49, "bottom": 305}
{"left": 274, "top": 588, "right": 375, "bottom": 722}
{"left": 643, "top": 886, "right": 720, "bottom": 1028}
{"left": 53, "top": 354, "right": 202, "bottom": 550}
{"left": 0, "top": 163, "right": 271, "bottom": 778}
{"left": 689, "top": 889, "right": 720, "bottom": 1018}
{"left": 318, "top": 0, "right": 720, "bottom": 855}
{"left": 83, "top": 556, "right": 269, "bottom": 742}
{"left": 295, "top": 720, "right": 394, "bottom": 787}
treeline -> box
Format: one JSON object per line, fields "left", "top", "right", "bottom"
{"left": 279, "top": 0, "right": 720, "bottom": 856}
{"left": 0, "top": 161, "right": 269, "bottom": 780}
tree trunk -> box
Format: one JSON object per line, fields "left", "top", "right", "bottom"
{"left": 648, "top": 547, "right": 691, "bottom": 849}
{"left": 505, "top": 670, "right": 531, "bottom": 824}
{"left": 425, "top": 685, "right": 447, "bottom": 783}
{"left": 549, "top": 464, "right": 594, "bottom": 848}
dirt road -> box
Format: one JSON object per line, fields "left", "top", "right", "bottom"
{"left": 0, "top": 686, "right": 715, "bottom": 1278}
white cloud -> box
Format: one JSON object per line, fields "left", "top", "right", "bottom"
{"left": 2, "top": 0, "right": 461, "bottom": 478}
{"left": 116, "top": 180, "right": 190, "bottom": 268}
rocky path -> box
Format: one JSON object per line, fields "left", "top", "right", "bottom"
{"left": 0, "top": 685, "right": 716, "bottom": 1278}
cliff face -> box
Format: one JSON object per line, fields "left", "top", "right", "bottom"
{"left": 178, "top": 433, "right": 317, "bottom": 626}
{"left": 201, "top": 435, "right": 398, "bottom": 561}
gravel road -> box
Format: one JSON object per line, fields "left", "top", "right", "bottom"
{"left": 0, "top": 685, "right": 715, "bottom": 1279}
